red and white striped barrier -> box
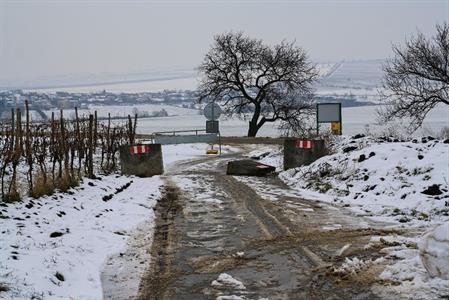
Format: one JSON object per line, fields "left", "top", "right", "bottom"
{"left": 295, "top": 140, "right": 314, "bottom": 149}
{"left": 130, "top": 145, "right": 151, "bottom": 154}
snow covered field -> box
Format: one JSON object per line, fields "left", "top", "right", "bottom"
{"left": 131, "top": 104, "right": 449, "bottom": 137}
{"left": 0, "top": 143, "right": 238, "bottom": 300}
{"left": 44, "top": 103, "right": 200, "bottom": 120}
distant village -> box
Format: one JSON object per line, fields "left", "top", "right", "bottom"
{"left": 0, "top": 89, "right": 199, "bottom": 120}
{"left": 0, "top": 87, "right": 375, "bottom": 121}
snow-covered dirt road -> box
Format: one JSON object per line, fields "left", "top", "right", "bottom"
{"left": 136, "top": 151, "right": 404, "bottom": 299}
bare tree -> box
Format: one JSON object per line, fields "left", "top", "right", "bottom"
{"left": 198, "top": 32, "right": 317, "bottom": 137}
{"left": 379, "top": 23, "right": 449, "bottom": 132}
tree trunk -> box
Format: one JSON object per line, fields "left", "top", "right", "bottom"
{"left": 247, "top": 105, "right": 261, "bottom": 137}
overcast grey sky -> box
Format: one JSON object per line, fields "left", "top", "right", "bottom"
{"left": 1, "top": 0, "right": 448, "bottom": 84}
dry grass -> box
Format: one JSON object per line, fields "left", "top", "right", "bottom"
{"left": 55, "top": 172, "right": 79, "bottom": 192}
{"left": 3, "top": 180, "right": 20, "bottom": 203}
{"left": 30, "top": 172, "right": 55, "bottom": 198}
{"left": 31, "top": 171, "right": 80, "bottom": 198}
{"left": 3, "top": 190, "right": 20, "bottom": 203}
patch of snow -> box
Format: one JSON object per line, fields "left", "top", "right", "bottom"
{"left": 161, "top": 143, "right": 241, "bottom": 170}
{"left": 419, "top": 221, "right": 449, "bottom": 279}
{"left": 216, "top": 296, "right": 247, "bottom": 300}
{"left": 336, "top": 243, "right": 352, "bottom": 257}
{"left": 243, "top": 145, "right": 283, "bottom": 171}
{"left": 375, "top": 235, "right": 449, "bottom": 299}
{"left": 235, "top": 252, "right": 245, "bottom": 258}
{"left": 332, "top": 257, "right": 378, "bottom": 276}
{"left": 211, "top": 273, "right": 246, "bottom": 290}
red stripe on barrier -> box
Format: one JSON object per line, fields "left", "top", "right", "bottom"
{"left": 295, "top": 140, "right": 314, "bottom": 149}
{"left": 130, "top": 145, "right": 151, "bottom": 154}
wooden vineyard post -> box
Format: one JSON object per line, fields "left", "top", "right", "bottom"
{"left": 25, "top": 100, "right": 33, "bottom": 193}
{"left": 127, "top": 115, "right": 133, "bottom": 144}
{"left": 94, "top": 110, "right": 98, "bottom": 150}
{"left": 88, "top": 114, "right": 94, "bottom": 178}
{"left": 133, "top": 113, "right": 137, "bottom": 143}
{"left": 75, "top": 107, "right": 83, "bottom": 176}
{"left": 50, "top": 112, "right": 56, "bottom": 184}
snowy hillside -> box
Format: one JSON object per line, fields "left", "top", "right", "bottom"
{"left": 278, "top": 135, "right": 449, "bottom": 298}
{"left": 280, "top": 135, "right": 449, "bottom": 226}
{"left": 317, "top": 59, "right": 384, "bottom": 89}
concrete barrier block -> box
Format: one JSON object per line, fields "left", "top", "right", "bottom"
{"left": 283, "top": 139, "right": 326, "bottom": 170}
{"left": 119, "top": 144, "right": 164, "bottom": 177}
{"left": 226, "top": 159, "right": 275, "bottom": 176}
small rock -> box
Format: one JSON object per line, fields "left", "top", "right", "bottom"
{"left": 50, "top": 231, "right": 64, "bottom": 238}
{"left": 418, "top": 154, "right": 424, "bottom": 160}
{"left": 343, "top": 146, "right": 358, "bottom": 153}
{"left": 352, "top": 134, "right": 365, "bottom": 139}
{"left": 358, "top": 154, "right": 366, "bottom": 162}
{"left": 55, "top": 272, "right": 65, "bottom": 282}
{"left": 369, "top": 152, "right": 375, "bottom": 157}
{"left": 422, "top": 184, "right": 443, "bottom": 196}
{"left": 102, "top": 194, "right": 113, "bottom": 202}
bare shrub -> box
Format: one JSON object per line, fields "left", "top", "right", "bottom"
{"left": 30, "top": 172, "right": 54, "bottom": 198}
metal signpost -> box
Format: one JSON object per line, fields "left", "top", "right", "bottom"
{"left": 203, "top": 102, "right": 222, "bottom": 154}
{"left": 316, "top": 103, "right": 342, "bottom": 135}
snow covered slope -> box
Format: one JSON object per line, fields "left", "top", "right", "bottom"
{"left": 279, "top": 135, "right": 449, "bottom": 298}
{"left": 419, "top": 221, "right": 449, "bottom": 279}
{"left": 280, "top": 135, "right": 449, "bottom": 226}
{"left": 0, "top": 175, "right": 163, "bottom": 299}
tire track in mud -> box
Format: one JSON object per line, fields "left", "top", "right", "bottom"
{"left": 137, "top": 154, "right": 393, "bottom": 299}
{"left": 137, "top": 178, "right": 181, "bottom": 300}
